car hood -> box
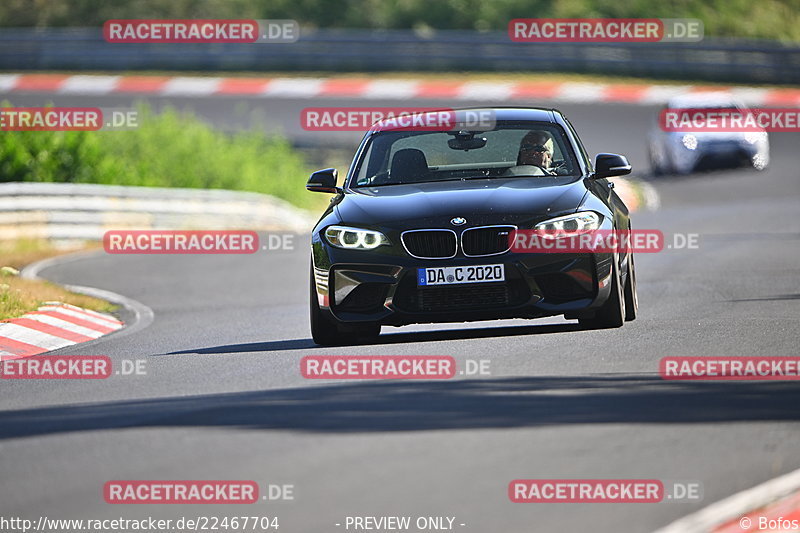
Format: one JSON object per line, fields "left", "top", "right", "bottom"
{"left": 335, "top": 177, "right": 589, "bottom": 229}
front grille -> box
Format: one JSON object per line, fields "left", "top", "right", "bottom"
{"left": 462, "top": 225, "right": 515, "bottom": 256}
{"left": 402, "top": 230, "right": 457, "bottom": 259}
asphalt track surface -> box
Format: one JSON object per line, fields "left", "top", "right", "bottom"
{"left": 1, "top": 90, "right": 800, "bottom": 533}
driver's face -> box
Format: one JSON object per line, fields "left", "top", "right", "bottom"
{"left": 519, "top": 134, "right": 552, "bottom": 167}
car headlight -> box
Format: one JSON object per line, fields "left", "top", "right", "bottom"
{"left": 681, "top": 134, "right": 698, "bottom": 150}
{"left": 534, "top": 211, "right": 602, "bottom": 239}
{"left": 324, "top": 225, "right": 390, "bottom": 249}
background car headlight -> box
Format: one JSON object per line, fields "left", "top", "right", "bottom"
{"left": 534, "top": 211, "right": 602, "bottom": 239}
{"left": 324, "top": 225, "right": 390, "bottom": 249}
{"left": 681, "top": 134, "right": 698, "bottom": 150}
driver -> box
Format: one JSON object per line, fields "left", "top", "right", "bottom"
{"left": 517, "top": 130, "right": 555, "bottom": 172}
{"left": 502, "top": 130, "right": 558, "bottom": 177}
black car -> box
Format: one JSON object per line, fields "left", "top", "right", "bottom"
{"left": 307, "top": 107, "right": 638, "bottom": 345}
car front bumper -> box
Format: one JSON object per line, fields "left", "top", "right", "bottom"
{"left": 671, "top": 139, "right": 768, "bottom": 171}
{"left": 312, "top": 240, "right": 615, "bottom": 327}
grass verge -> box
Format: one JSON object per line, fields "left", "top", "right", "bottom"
{"left": 0, "top": 103, "right": 325, "bottom": 211}
{"left": 0, "top": 240, "right": 115, "bottom": 321}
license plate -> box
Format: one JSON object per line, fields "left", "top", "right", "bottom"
{"left": 417, "top": 264, "right": 505, "bottom": 286}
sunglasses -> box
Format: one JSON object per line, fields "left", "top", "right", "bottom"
{"left": 521, "top": 143, "right": 550, "bottom": 153}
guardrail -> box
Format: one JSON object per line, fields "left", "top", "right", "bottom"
{"left": 0, "top": 182, "right": 313, "bottom": 240}
{"left": 0, "top": 28, "right": 799, "bottom": 84}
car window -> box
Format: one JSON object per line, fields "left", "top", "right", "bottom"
{"left": 389, "top": 130, "right": 526, "bottom": 167}
{"left": 562, "top": 116, "right": 592, "bottom": 172}
{"left": 352, "top": 122, "right": 579, "bottom": 186}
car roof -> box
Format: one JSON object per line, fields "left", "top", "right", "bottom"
{"left": 368, "top": 107, "right": 559, "bottom": 133}
{"left": 467, "top": 107, "right": 559, "bottom": 121}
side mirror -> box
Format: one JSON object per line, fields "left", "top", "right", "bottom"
{"left": 306, "top": 168, "right": 340, "bottom": 193}
{"left": 593, "top": 153, "right": 632, "bottom": 179}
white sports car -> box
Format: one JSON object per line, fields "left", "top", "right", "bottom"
{"left": 647, "top": 92, "right": 769, "bottom": 176}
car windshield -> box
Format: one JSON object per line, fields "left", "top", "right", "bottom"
{"left": 351, "top": 122, "right": 580, "bottom": 187}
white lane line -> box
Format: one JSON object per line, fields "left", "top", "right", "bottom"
{"left": 653, "top": 467, "right": 800, "bottom": 533}
{"left": 554, "top": 82, "right": 608, "bottom": 103}
{"left": 161, "top": 77, "right": 222, "bottom": 96}
{"left": 456, "top": 82, "right": 514, "bottom": 101}
{"left": 263, "top": 78, "right": 324, "bottom": 98}
{"left": 640, "top": 85, "right": 694, "bottom": 105}
{"left": 362, "top": 80, "right": 420, "bottom": 100}
{"left": 59, "top": 75, "right": 121, "bottom": 95}
{"left": 0, "top": 74, "right": 20, "bottom": 91}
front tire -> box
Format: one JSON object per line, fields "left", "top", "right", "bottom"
{"left": 310, "top": 265, "right": 348, "bottom": 346}
{"left": 580, "top": 255, "right": 625, "bottom": 329}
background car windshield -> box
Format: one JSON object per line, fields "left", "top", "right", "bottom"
{"left": 353, "top": 123, "right": 578, "bottom": 186}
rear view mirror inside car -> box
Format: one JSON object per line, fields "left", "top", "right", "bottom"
{"left": 447, "top": 131, "right": 488, "bottom": 151}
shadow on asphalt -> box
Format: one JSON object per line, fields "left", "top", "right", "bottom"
{"left": 162, "top": 322, "right": 586, "bottom": 355}
{"left": 727, "top": 293, "right": 800, "bottom": 303}
{"left": 2, "top": 374, "right": 800, "bottom": 440}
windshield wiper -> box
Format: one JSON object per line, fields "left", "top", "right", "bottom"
{"left": 356, "top": 175, "right": 495, "bottom": 187}
{"left": 431, "top": 175, "right": 494, "bottom": 182}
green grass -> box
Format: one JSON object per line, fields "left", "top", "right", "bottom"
{"left": 0, "top": 103, "right": 323, "bottom": 210}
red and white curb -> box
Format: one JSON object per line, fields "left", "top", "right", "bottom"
{"left": 0, "top": 302, "right": 123, "bottom": 361}
{"left": 1, "top": 73, "right": 800, "bottom": 106}
{"left": 654, "top": 467, "right": 800, "bottom": 533}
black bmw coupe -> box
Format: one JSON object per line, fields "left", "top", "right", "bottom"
{"left": 307, "top": 107, "right": 638, "bottom": 345}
